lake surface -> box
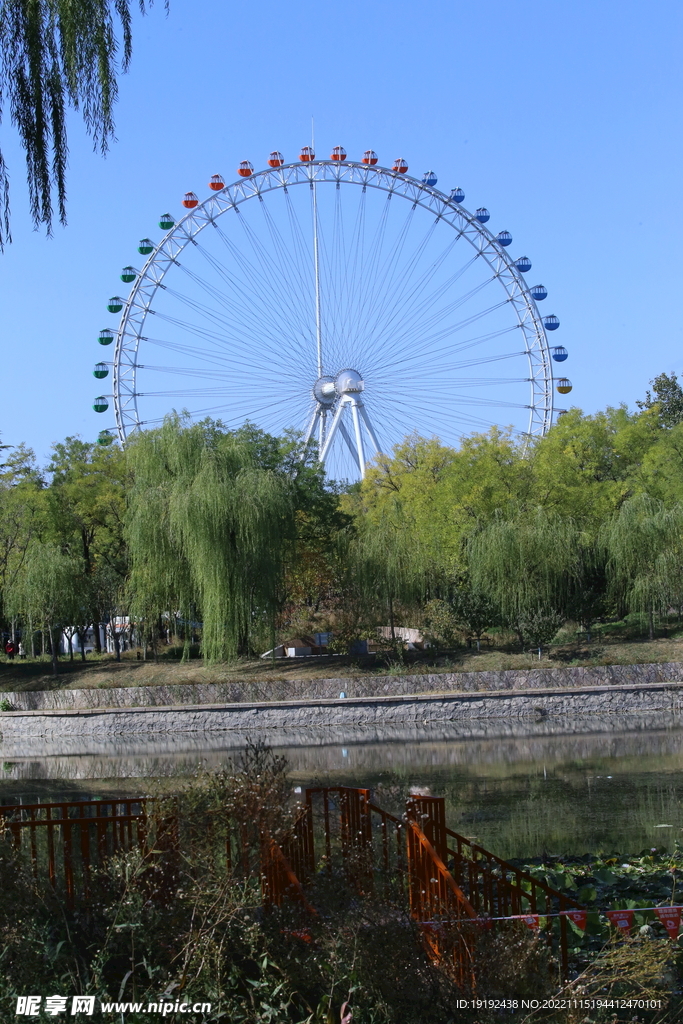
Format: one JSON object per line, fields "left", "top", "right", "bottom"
{"left": 2, "top": 711, "right": 683, "bottom": 860}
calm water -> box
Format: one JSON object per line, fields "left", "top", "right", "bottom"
{"left": 3, "top": 711, "right": 683, "bottom": 860}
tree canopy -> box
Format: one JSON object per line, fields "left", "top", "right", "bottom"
{"left": 0, "top": 0, "right": 162, "bottom": 244}
{"left": 4, "top": 379, "right": 683, "bottom": 665}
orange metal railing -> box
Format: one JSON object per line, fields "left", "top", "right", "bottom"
{"left": 0, "top": 798, "right": 149, "bottom": 904}
{"left": 303, "top": 788, "right": 580, "bottom": 980}
{"left": 0, "top": 787, "right": 581, "bottom": 979}
{"left": 444, "top": 825, "right": 583, "bottom": 978}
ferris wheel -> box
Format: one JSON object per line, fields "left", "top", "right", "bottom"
{"left": 92, "top": 145, "right": 571, "bottom": 480}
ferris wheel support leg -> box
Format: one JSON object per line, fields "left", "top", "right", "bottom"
{"left": 318, "top": 407, "right": 327, "bottom": 450}
{"left": 303, "top": 407, "right": 320, "bottom": 450}
{"left": 338, "top": 417, "right": 360, "bottom": 463}
{"left": 319, "top": 400, "right": 346, "bottom": 465}
{"left": 349, "top": 399, "right": 367, "bottom": 478}
{"left": 357, "top": 404, "right": 382, "bottom": 456}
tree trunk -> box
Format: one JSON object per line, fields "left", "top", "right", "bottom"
{"left": 388, "top": 595, "right": 395, "bottom": 641}
{"left": 49, "top": 626, "right": 59, "bottom": 676}
{"left": 93, "top": 617, "right": 102, "bottom": 653}
{"left": 76, "top": 628, "right": 88, "bottom": 661}
{"left": 649, "top": 605, "right": 655, "bottom": 641}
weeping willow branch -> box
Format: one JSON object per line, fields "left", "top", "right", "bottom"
{"left": 0, "top": 0, "right": 164, "bottom": 245}
{"left": 601, "top": 494, "right": 683, "bottom": 637}
{"left": 467, "top": 507, "right": 583, "bottom": 628}
{"left": 344, "top": 497, "right": 444, "bottom": 633}
{"left": 126, "top": 416, "right": 295, "bottom": 662}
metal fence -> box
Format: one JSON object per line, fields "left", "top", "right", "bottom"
{"left": 1, "top": 787, "right": 582, "bottom": 980}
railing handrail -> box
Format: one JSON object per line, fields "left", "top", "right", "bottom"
{"left": 409, "top": 822, "right": 477, "bottom": 920}
{"left": 0, "top": 798, "right": 147, "bottom": 816}
{"left": 367, "top": 801, "right": 403, "bottom": 827}
{"left": 265, "top": 838, "right": 318, "bottom": 915}
{"left": 4, "top": 813, "right": 144, "bottom": 827}
{"left": 444, "top": 825, "right": 582, "bottom": 911}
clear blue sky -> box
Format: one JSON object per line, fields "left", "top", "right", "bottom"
{"left": 1, "top": 0, "right": 681, "bottom": 465}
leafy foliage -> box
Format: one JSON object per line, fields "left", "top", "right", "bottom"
{"left": 637, "top": 371, "right": 683, "bottom": 428}
{"left": 6, "top": 375, "right": 683, "bottom": 665}
{"left": 0, "top": 0, "right": 164, "bottom": 245}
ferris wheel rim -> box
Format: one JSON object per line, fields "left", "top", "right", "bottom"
{"left": 111, "top": 160, "right": 554, "bottom": 446}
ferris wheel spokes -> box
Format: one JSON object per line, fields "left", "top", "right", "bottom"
{"left": 100, "top": 154, "right": 567, "bottom": 474}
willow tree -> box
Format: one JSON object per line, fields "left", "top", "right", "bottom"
{"left": 126, "top": 417, "right": 295, "bottom": 662}
{"left": 601, "top": 494, "right": 683, "bottom": 639}
{"left": 467, "top": 507, "right": 582, "bottom": 645}
{"left": 0, "top": 0, "right": 162, "bottom": 244}
{"left": 344, "top": 494, "right": 443, "bottom": 639}
{"left": 6, "top": 541, "right": 82, "bottom": 674}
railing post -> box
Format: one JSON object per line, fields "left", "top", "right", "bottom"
{"left": 405, "top": 796, "right": 447, "bottom": 865}
{"left": 559, "top": 895, "right": 569, "bottom": 980}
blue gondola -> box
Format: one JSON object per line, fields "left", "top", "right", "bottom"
{"left": 543, "top": 315, "right": 560, "bottom": 331}
{"left": 515, "top": 256, "right": 532, "bottom": 273}
{"left": 422, "top": 171, "right": 438, "bottom": 187}
{"left": 496, "top": 231, "right": 512, "bottom": 246}
{"left": 475, "top": 208, "right": 490, "bottom": 223}
{"left": 450, "top": 187, "right": 465, "bottom": 203}
{"left": 551, "top": 346, "right": 568, "bottom": 362}
{"left": 530, "top": 284, "right": 547, "bottom": 301}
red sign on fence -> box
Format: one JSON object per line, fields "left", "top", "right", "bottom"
{"left": 654, "top": 906, "right": 682, "bottom": 938}
{"left": 605, "top": 909, "right": 634, "bottom": 935}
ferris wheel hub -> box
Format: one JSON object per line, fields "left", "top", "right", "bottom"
{"left": 313, "top": 369, "right": 365, "bottom": 406}
{"left": 334, "top": 368, "right": 364, "bottom": 396}
{"left": 313, "top": 375, "right": 335, "bottom": 405}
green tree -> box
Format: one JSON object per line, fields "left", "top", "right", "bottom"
{"left": 345, "top": 489, "right": 444, "bottom": 640}
{"left": 44, "top": 436, "right": 127, "bottom": 651}
{"left": 517, "top": 607, "right": 565, "bottom": 651}
{"left": 0, "top": 444, "right": 44, "bottom": 632}
{"left": 636, "top": 371, "right": 683, "bottom": 428}
{"left": 639, "top": 421, "right": 683, "bottom": 505}
{"left": 0, "top": 0, "right": 163, "bottom": 244}
{"left": 126, "top": 416, "right": 296, "bottom": 662}
{"left": 467, "top": 508, "right": 578, "bottom": 645}
{"left": 601, "top": 494, "right": 683, "bottom": 639}
{"left": 7, "top": 541, "right": 81, "bottom": 673}
{"left": 530, "top": 405, "right": 660, "bottom": 527}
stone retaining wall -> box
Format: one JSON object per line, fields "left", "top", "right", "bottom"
{"left": 3, "top": 660, "right": 683, "bottom": 711}
{"left": 2, "top": 682, "right": 682, "bottom": 743}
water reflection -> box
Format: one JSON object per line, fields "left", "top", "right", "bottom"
{"left": 2, "top": 712, "right": 683, "bottom": 859}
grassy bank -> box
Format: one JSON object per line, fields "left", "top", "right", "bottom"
{"left": 2, "top": 618, "right": 683, "bottom": 694}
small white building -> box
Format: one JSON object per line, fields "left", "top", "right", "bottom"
{"left": 60, "top": 625, "right": 106, "bottom": 656}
